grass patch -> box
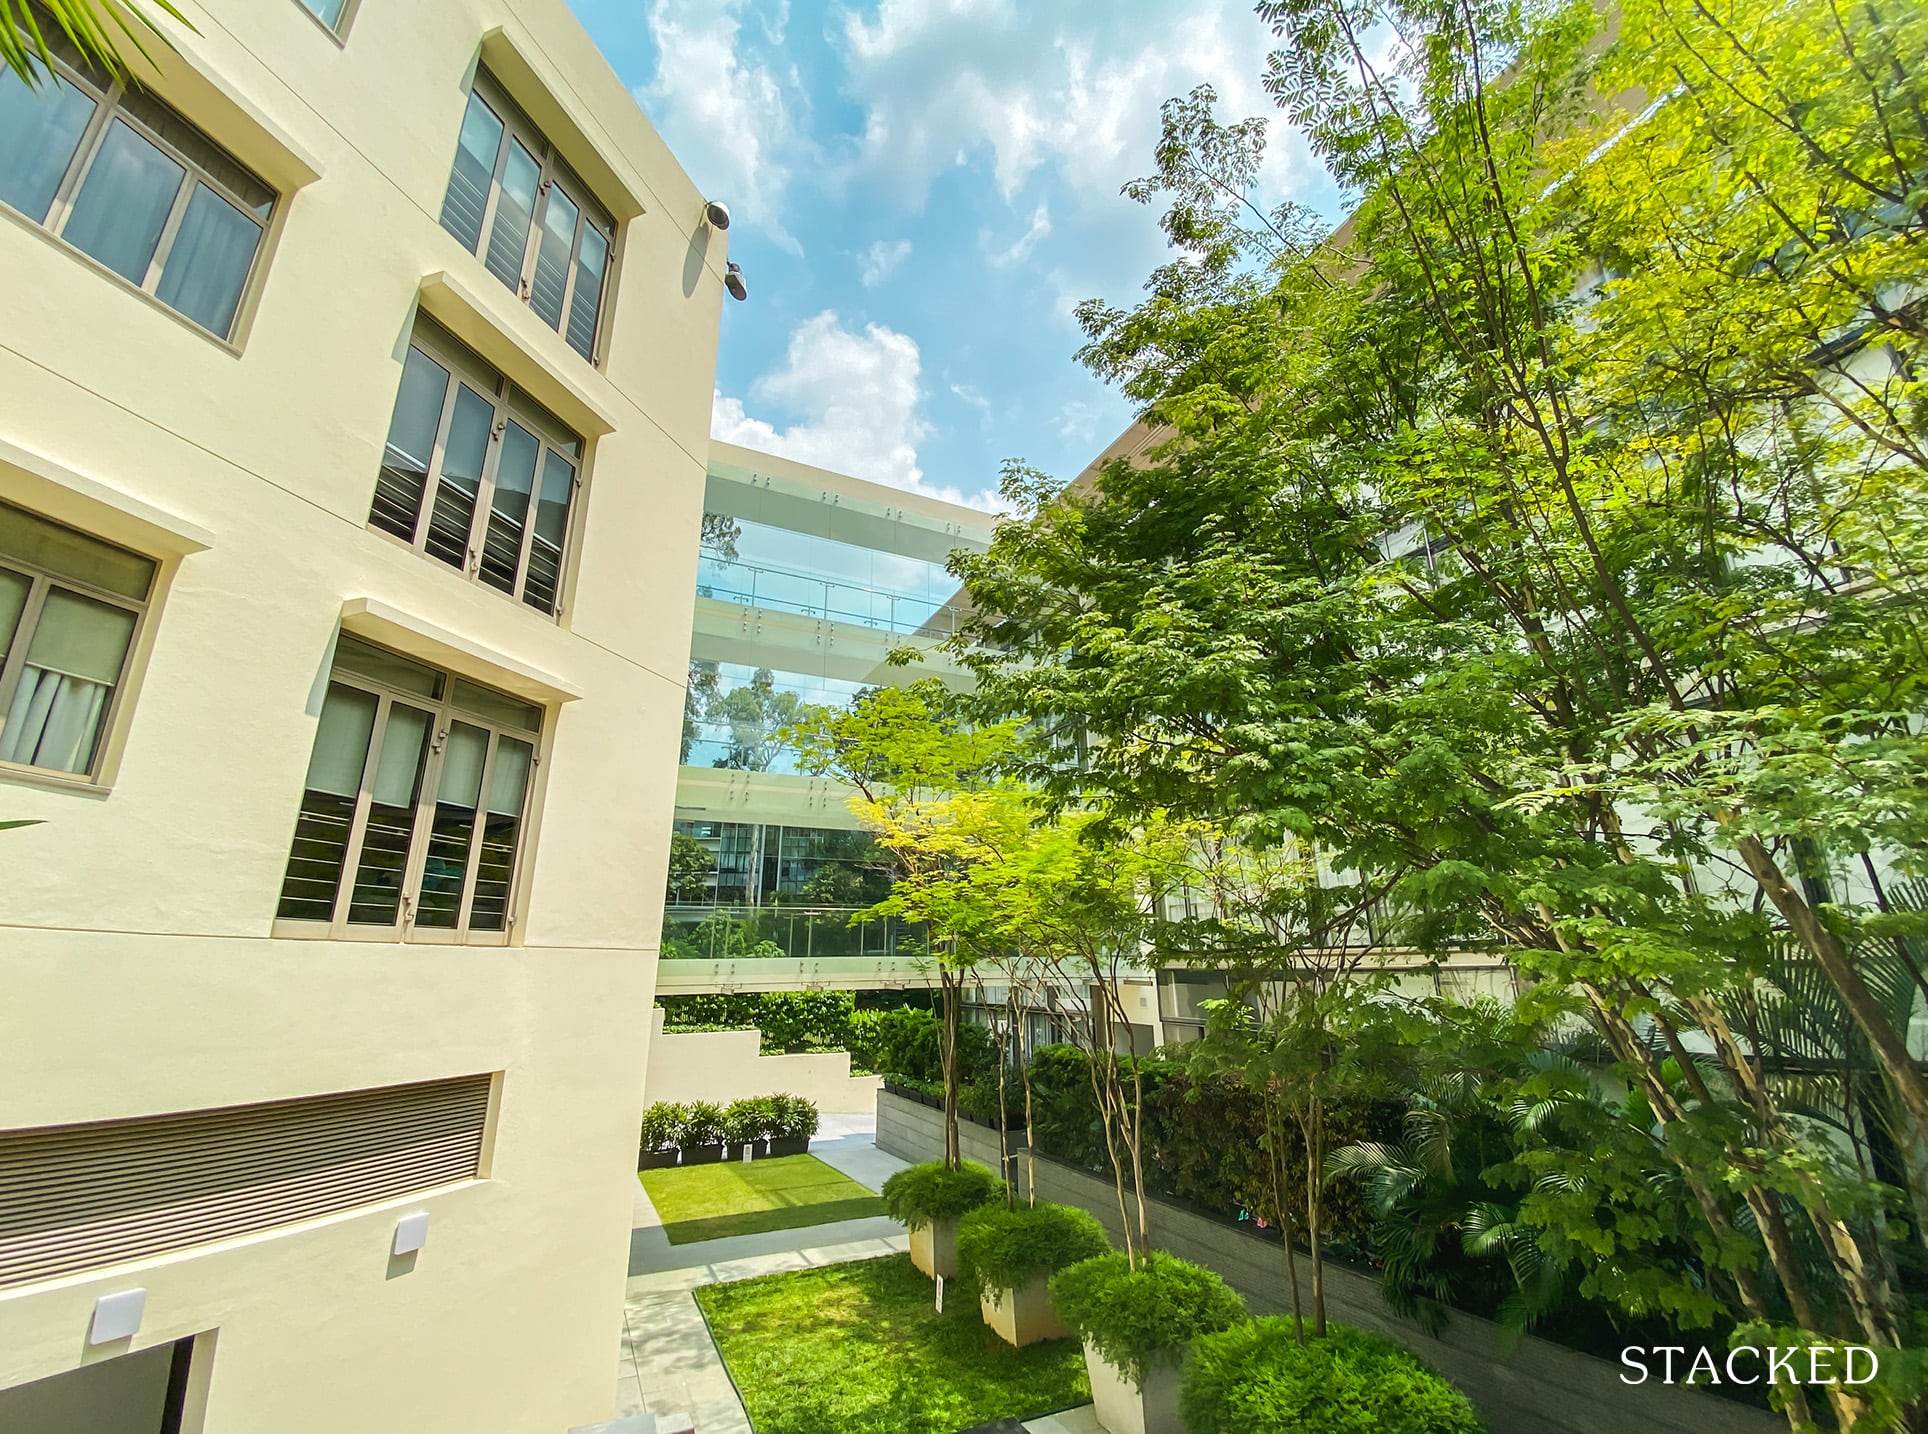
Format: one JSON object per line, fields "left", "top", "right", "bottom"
{"left": 640, "top": 1155, "right": 886, "bottom": 1244}
{"left": 696, "top": 1253, "right": 1089, "bottom": 1434}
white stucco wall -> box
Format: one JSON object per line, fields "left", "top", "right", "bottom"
{"left": 643, "top": 1009, "right": 883, "bottom": 1114}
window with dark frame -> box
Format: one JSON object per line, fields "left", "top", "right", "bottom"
{"left": 372, "top": 314, "right": 580, "bottom": 616}
{"left": 0, "top": 502, "right": 156, "bottom": 782}
{"left": 0, "top": 32, "right": 276, "bottom": 341}
{"left": 439, "top": 69, "right": 614, "bottom": 363}
{"left": 275, "top": 636, "right": 541, "bottom": 943}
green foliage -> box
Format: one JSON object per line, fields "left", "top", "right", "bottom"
{"left": 638, "top": 1102, "right": 687, "bottom": 1155}
{"left": 696, "top": 1254, "right": 1089, "bottom": 1434}
{"left": 881, "top": 1161, "right": 1006, "bottom": 1230}
{"left": 723, "top": 1098, "right": 775, "bottom": 1144}
{"left": 853, "top": 1006, "right": 997, "bottom": 1085}
{"left": 666, "top": 831, "right": 716, "bottom": 902}
{"left": 769, "top": 1093, "right": 819, "bottom": 1141}
{"left": 681, "top": 1101, "right": 726, "bottom": 1148}
{"left": 0, "top": 0, "right": 185, "bottom": 88}
{"left": 1048, "top": 1251, "right": 1247, "bottom": 1389}
{"left": 1182, "top": 1320, "right": 1484, "bottom": 1434}
{"left": 659, "top": 991, "right": 857, "bottom": 1054}
{"left": 956, "top": 1202, "right": 1112, "bottom": 1296}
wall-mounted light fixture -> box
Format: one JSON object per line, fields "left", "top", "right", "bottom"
{"left": 703, "top": 200, "right": 731, "bottom": 230}
{"left": 392, "top": 1212, "right": 430, "bottom": 1257}
{"left": 89, "top": 1289, "right": 146, "bottom": 1344}
{"left": 725, "top": 263, "right": 748, "bottom": 302}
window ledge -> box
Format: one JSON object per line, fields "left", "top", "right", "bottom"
{"left": 418, "top": 269, "right": 621, "bottom": 438}
{"left": 477, "top": 27, "right": 646, "bottom": 223}
{"left": 0, "top": 436, "right": 215, "bottom": 557}
{"left": 338, "top": 598, "right": 584, "bottom": 705}
{"left": 126, "top": 30, "right": 324, "bottom": 194}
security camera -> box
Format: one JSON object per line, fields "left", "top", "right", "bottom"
{"left": 704, "top": 200, "right": 732, "bottom": 230}
{"left": 725, "top": 262, "right": 748, "bottom": 302}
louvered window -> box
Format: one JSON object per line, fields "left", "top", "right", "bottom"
{"left": 0, "top": 1075, "right": 492, "bottom": 1289}
{"left": 0, "top": 27, "right": 275, "bottom": 341}
{"left": 371, "top": 314, "right": 581, "bottom": 617}
{"left": 438, "top": 70, "right": 615, "bottom": 364}
{"left": 275, "top": 636, "right": 542, "bottom": 942}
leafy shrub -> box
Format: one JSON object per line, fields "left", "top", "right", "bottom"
{"left": 1181, "top": 1319, "right": 1483, "bottom": 1434}
{"left": 638, "top": 1101, "right": 687, "bottom": 1154}
{"left": 956, "top": 1202, "right": 1111, "bottom": 1297}
{"left": 723, "top": 1097, "right": 774, "bottom": 1144}
{"left": 1049, "top": 1252, "right": 1246, "bottom": 1389}
{"left": 682, "top": 1101, "right": 726, "bottom": 1147}
{"left": 658, "top": 992, "right": 857, "bottom": 1053}
{"left": 770, "top": 1093, "right": 819, "bottom": 1140}
{"left": 880, "top": 1160, "right": 1006, "bottom": 1230}
{"left": 851, "top": 1007, "right": 997, "bottom": 1084}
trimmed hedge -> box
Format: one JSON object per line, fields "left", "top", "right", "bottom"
{"left": 1049, "top": 1251, "right": 1246, "bottom": 1389}
{"left": 880, "top": 1160, "right": 1006, "bottom": 1230}
{"left": 956, "top": 1202, "right": 1111, "bottom": 1298}
{"left": 1181, "top": 1319, "right": 1484, "bottom": 1434}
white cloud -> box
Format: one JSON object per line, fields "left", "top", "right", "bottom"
{"left": 836, "top": 0, "right": 1314, "bottom": 210}
{"left": 638, "top": 0, "right": 810, "bottom": 248}
{"left": 982, "top": 203, "right": 1052, "bottom": 268}
{"left": 1054, "top": 399, "right": 1101, "bottom": 446}
{"left": 711, "top": 311, "right": 995, "bottom": 508}
{"left": 858, "top": 237, "right": 912, "bottom": 287}
{"left": 950, "top": 383, "right": 993, "bottom": 424}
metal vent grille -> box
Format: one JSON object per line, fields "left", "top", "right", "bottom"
{"left": 0, "top": 1074, "right": 492, "bottom": 1288}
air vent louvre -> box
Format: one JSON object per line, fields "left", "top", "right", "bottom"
{"left": 0, "top": 1074, "right": 492, "bottom": 1288}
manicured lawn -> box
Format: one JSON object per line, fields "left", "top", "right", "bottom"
{"left": 640, "top": 1154, "right": 886, "bottom": 1244}
{"left": 696, "top": 1253, "right": 1089, "bottom": 1434}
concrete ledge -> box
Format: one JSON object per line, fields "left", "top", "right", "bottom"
{"left": 875, "top": 1092, "right": 1780, "bottom": 1434}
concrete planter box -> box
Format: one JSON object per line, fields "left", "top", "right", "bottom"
{"left": 637, "top": 1149, "right": 678, "bottom": 1170}
{"left": 1084, "top": 1344, "right": 1182, "bottom": 1434}
{"left": 980, "top": 1272, "right": 1071, "bottom": 1348}
{"left": 678, "top": 1143, "right": 726, "bottom": 1165}
{"left": 909, "top": 1216, "right": 961, "bottom": 1279}
{"left": 763, "top": 1135, "right": 812, "bottom": 1158}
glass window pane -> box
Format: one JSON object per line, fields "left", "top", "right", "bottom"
{"left": 479, "top": 421, "right": 538, "bottom": 594}
{"left": 331, "top": 635, "right": 443, "bottom": 700}
{"left": 484, "top": 139, "right": 539, "bottom": 291}
{"left": 0, "top": 567, "right": 30, "bottom": 658}
{"left": 450, "top": 679, "right": 539, "bottom": 731}
{"left": 0, "top": 588, "right": 135, "bottom": 774}
{"left": 154, "top": 182, "right": 261, "bottom": 336}
{"left": 298, "top": 0, "right": 348, "bottom": 28}
{"left": 424, "top": 385, "right": 492, "bottom": 571}
{"left": 62, "top": 118, "right": 185, "bottom": 284}
{"left": 0, "top": 67, "right": 97, "bottom": 223}
{"left": 440, "top": 91, "right": 503, "bottom": 253}
{"left": 276, "top": 682, "right": 379, "bottom": 922}
{"left": 471, "top": 735, "right": 532, "bottom": 931}
{"left": 0, "top": 501, "right": 154, "bottom": 598}
{"left": 417, "top": 722, "right": 487, "bottom": 928}
{"left": 369, "top": 347, "right": 451, "bottom": 543}
{"left": 565, "top": 225, "right": 608, "bottom": 360}
{"left": 529, "top": 184, "right": 579, "bottom": 329}
{"left": 347, "top": 702, "right": 432, "bottom": 926}
{"left": 522, "top": 452, "right": 573, "bottom": 614}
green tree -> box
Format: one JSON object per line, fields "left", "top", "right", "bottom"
{"left": 665, "top": 831, "right": 715, "bottom": 904}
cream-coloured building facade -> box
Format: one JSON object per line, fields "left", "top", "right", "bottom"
{"left": 0, "top": 1, "right": 723, "bottom": 1430}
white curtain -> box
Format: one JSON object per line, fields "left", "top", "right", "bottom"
{"left": 0, "top": 666, "right": 110, "bottom": 773}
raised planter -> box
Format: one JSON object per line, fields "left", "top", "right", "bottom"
{"left": 1084, "top": 1345, "right": 1182, "bottom": 1434}
{"left": 980, "top": 1273, "right": 1071, "bottom": 1348}
{"left": 679, "top": 1143, "right": 727, "bottom": 1165}
{"left": 763, "top": 1135, "right": 811, "bottom": 1158}
{"left": 908, "top": 1215, "right": 962, "bottom": 1279}
{"left": 638, "top": 1148, "right": 679, "bottom": 1170}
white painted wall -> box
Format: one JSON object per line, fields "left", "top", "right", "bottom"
{"left": 643, "top": 1009, "right": 883, "bottom": 1114}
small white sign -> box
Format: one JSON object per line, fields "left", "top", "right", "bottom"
{"left": 934, "top": 1274, "right": 944, "bottom": 1313}
{"left": 393, "top": 1212, "right": 431, "bottom": 1256}
{"left": 89, "top": 1289, "right": 146, "bottom": 1345}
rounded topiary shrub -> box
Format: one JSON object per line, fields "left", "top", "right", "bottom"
{"left": 1049, "top": 1251, "right": 1246, "bottom": 1388}
{"left": 956, "top": 1202, "right": 1111, "bottom": 1299}
{"left": 1181, "top": 1318, "right": 1484, "bottom": 1434}
{"left": 880, "top": 1160, "right": 1005, "bottom": 1230}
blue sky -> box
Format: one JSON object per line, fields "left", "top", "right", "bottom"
{"left": 566, "top": 0, "right": 1341, "bottom": 509}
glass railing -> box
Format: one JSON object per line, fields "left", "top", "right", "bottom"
{"left": 661, "top": 903, "right": 914, "bottom": 961}
{"left": 695, "top": 556, "right": 966, "bottom": 638}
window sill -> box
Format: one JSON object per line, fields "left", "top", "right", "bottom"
{"left": 0, "top": 760, "right": 112, "bottom": 799}
{"left": 476, "top": 27, "right": 646, "bottom": 224}
{"left": 338, "top": 597, "right": 584, "bottom": 705}
{"left": 417, "top": 268, "right": 621, "bottom": 438}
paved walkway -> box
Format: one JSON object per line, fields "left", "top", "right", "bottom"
{"left": 611, "top": 1112, "right": 1099, "bottom": 1434}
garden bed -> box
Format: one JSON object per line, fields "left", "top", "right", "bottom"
{"left": 695, "top": 1253, "right": 1088, "bottom": 1434}
{"left": 639, "top": 1154, "right": 885, "bottom": 1244}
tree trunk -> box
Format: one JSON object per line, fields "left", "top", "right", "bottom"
{"left": 941, "top": 968, "right": 962, "bottom": 1169}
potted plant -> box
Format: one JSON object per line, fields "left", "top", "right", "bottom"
{"left": 637, "top": 1102, "right": 685, "bottom": 1170}
{"left": 1181, "top": 1318, "right": 1483, "bottom": 1434}
{"left": 1050, "top": 1252, "right": 1246, "bottom": 1434}
{"left": 880, "top": 1160, "right": 1005, "bottom": 1279}
{"left": 956, "top": 1202, "right": 1110, "bottom": 1348}
{"left": 678, "top": 1101, "right": 727, "bottom": 1164}
{"left": 722, "top": 1098, "right": 765, "bottom": 1161}
{"left": 765, "top": 1093, "right": 819, "bottom": 1157}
